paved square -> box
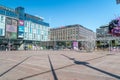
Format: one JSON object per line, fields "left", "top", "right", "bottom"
{"left": 0, "top": 50, "right": 120, "bottom": 80}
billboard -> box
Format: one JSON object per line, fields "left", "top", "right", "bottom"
{"left": 18, "top": 32, "right": 24, "bottom": 38}
{"left": 5, "top": 17, "right": 18, "bottom": 39}
{"left": 108, "top": 18, "right": 120, "bottom": 36}
{"left": 19, "top": 20, "right": 24, "bottom": 26}
{"left": 18, "top": 20, "right": 24, "bottom": 38}
{"left": 73, "top": 41, "right": 78, "bottom": 50}
{"left": 6, "top": 25, "right": 17, "bottom": 32}
{"left": 6, "top": 32, "right": 17, "bottom": 39}
{"left": 18, "top": 26, "right": 24, "bottom": 32}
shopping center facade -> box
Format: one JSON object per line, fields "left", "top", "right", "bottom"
{"left": 0, "top": 5, "right": 50, "bottom": 50}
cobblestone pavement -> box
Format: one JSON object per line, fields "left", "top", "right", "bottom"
{"left": 0, "top": 50, "right": 120, "bottom": 80}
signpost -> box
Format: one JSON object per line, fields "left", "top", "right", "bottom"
{"left": 116, "top": 0, "right": 120, "bottom": 4}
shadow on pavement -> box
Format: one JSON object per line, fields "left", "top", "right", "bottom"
{"left": 19, "top": 55, "right": 58, "bottom": 80}
{"left": 48, "top": 55, "right": 58, "bottom": 80}
{"left": 0, "top": 56, "right": 32, "bottom": 77}
{"left": 61, "top": 54, "right": 120, "bottom": 79}
{"left": 18, "top": 53, "right": 118, "bottom": 80}
{"left": 18, "top": 64, "right": 75, "bottom": 80}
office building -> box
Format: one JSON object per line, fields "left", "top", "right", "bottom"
{"left": 50, "top": 24, "right": 95, "bottom": 51}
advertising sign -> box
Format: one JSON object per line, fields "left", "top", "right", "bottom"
{"left": 18, "top": 20, "right": 24, "bottom": 38}
{"left": 6, "top": 32, "right": 17, "bottom": 39}
{"left": 18, "top": 26, "right": 24, "bottom": 32}
{"left": 19, "top": 20, "right": 24, "bottom": 26}
{"left": 6, "top": 25, "right": 17, "bottom": 32}
{"left": 5, "top": 18, "right": 18, "bottom": 39}
{"left": 18, "top": 32, "right": 24, "bottom": 38}
{"left": 73, "top": 41, "right": 78, "bottom": 50}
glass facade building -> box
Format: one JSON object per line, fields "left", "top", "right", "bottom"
{"left": 0, "top": 5, "right": 49, "bottom": 50}
{"left": 24, "top": 20, "right": 49, "bottom": 41}
{"left": 0, "top": 15, "right": 5, "bottom": 36}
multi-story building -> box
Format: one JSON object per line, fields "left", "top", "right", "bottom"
{"left": 96, "top": 25, "right": 120, "bottom": 50}
{"left": 50, "top": 24, "right": 95, "bottom": 51}
{"left": 0, "top": 5, "right": 49, "bottom": 50}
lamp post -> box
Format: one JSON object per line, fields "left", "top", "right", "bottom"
{"left": 54, "top": 36, "right": 56, "bottom": 50}
{"left": 8, "top": 38, "right": 11, "bottom": 51}
{"left": 104, "top": 28, "right": 107, "bottom": 50}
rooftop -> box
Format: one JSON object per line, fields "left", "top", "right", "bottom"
{"left": 51, "top": 24, "right": 93, "bottom": 32}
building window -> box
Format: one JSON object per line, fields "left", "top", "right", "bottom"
{"left": 0, "top": 28, "right": 3, "bottom": 36}
{"left": 38, "top": 29, "right": 40, "bottom": 35}
{"left": 24, "top": 32, "right": 27, "bottom": 38}
{"left": 29, "top": 27, "right": 32, "bottom": 33}
{"left": 12, "top": 19, "right": 17, "bottom": 26}
{"left": 41, "top": 25, "right": 43, "bottom": 30}
{"left": 24, "top": 21, "right": 27, "bottom": 27}
{"left": 32, "top": 33, "right": 35, "bottom": 39}
{"left": 6, "top": 18, "right": 12, "bottom": 25}
{"left": 0, "top": 16, "right": 4, "bottom": 23}
{"left": 34, "top": 23, "right": 36, "bottom": 28}
{"left": 41, "top": 35, "right": 44, "bottom": 40}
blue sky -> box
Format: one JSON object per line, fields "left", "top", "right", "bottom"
{"left": 0, "top": 0, "right": 120, "bottom": 32}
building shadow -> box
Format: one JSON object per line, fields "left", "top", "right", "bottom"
{"left": 18, "top": 54, "right": 120, "bottom": 80}
{"left": 61, "top": 54, "right": 120, "bottom": 79}
{"left": 18, "top": 55, "right": 59, "bottom": 80}
{"left": 61, "top": 54, "right": 89, "bottom": 65}
{"left": 18, "top": 64, "right": 75, "bottom": 80}
{"left": 0, "top": 56, "right": 31, "bottom": 77}
{"left": 48, "top": 55, "right": 58, "bottom": 80}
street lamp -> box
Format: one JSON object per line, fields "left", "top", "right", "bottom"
{"left": 104, "top": 28, "right": 107, "bottom": 50}
{"left": 8, "top": 38, "right": 11, "bottom": 51}
{"left": 54, "top": 36, "right": 56, "bottom": 50}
